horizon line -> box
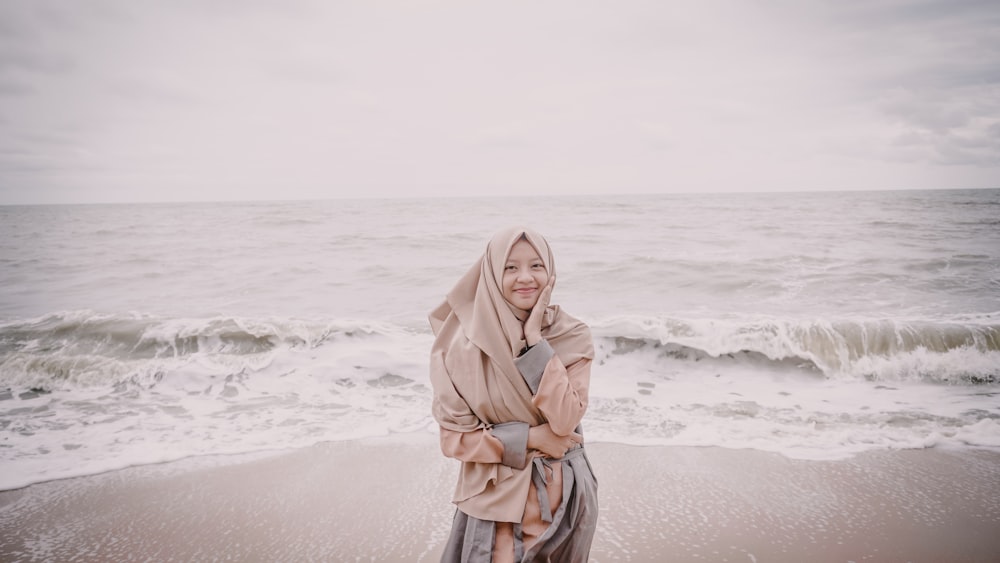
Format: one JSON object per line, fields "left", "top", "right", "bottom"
{"left": 1, "top": 185, "right": 997, "bottom": 207}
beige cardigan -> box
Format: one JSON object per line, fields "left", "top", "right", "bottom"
{"left": 433, "top": 338, "right": 592, "bottom": 523}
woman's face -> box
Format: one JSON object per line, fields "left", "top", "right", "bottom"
{"left": 502, "top": 239, "right": 549, "bottom": 312}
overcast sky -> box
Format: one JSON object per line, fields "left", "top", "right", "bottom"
{"left": 0, "top": 0, "right": 997, "bottom": 204}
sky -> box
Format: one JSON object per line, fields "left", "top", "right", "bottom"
{"left": 0, "top": 0, "right": 997, "bottom": 204}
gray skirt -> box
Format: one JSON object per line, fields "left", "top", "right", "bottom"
{"left": 440, "top": 447, "right": 598, "bottom": 563}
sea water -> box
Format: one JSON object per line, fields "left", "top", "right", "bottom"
{"left": 1, "top": 189, "right": 998, "bottom": 490}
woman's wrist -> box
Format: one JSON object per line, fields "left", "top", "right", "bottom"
{"left": 524, "top": 333, "right": 542, "bottom": 347}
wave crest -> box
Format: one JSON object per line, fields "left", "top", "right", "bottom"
{"left": 3, "top": 311, "right": 998, "bottom": 390}
{"left": 592, "top": 316, "right": 1000, "bottom": 384}
{"left": 0, "top": 311, "right": 399, "bottom": 389}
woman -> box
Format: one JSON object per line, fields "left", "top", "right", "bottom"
{"left": 429, "top": 226, "right": 598, "bottom": 562}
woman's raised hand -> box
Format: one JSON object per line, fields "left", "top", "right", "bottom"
{"left": 523, "top": 275, "right": 555, "bottom": 347}
{"left": 527, "top": 422, "right": 581, "bottom": 459}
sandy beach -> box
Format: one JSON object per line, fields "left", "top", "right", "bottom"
{"left": 2, "top": 436, "right": 999, "bottom": 562}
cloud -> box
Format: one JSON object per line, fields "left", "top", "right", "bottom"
{"left": 109, "top": 73, "right": 208, "bottom": 106}
{"left": 0, "top": 49, "right": 75, "bottom": 75}
{"left": 0, "top": 79, "right": 35, "bottom": 97}
{"left": 781, "top": 0, "right": 1000, "bottom": 168}
{"left": 0, "top": 0, "right": 998, "bottom": 204}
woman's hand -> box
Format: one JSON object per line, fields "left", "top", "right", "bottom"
{"left": 523, "top": 275, "right": 555, "bottom": 347}
{"left": 527, "top": 422, "right": 581, "bottom": 459}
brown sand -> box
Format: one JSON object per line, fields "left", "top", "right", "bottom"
{"left": 1, "top": 436, "right": 998, "bottom": 562}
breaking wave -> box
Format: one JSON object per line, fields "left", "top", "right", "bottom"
{"left": 591, "top": 315, "right": 1000, "bottom": 384}
{"left": 0, "top": 311, "right": 408, "bottom": 389}
{"left": 2, "top": 310, "right": 998, "bottom": 392}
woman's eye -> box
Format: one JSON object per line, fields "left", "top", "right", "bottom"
{"left": 505, "top": 265, "right": 516, "bottom": 271}
{"left": 532, "top": 263, "right": 544, "bottom": 269}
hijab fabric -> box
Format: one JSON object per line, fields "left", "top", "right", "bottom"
{"left": 429, "top": 226, "right": 594, "bottom": 522}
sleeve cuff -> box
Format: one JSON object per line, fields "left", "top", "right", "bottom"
{"left": 514, "top": 339, "right": 555, "bottom": 394}
{"left": 490, "top": 422, "right": 529, "bottom": 469}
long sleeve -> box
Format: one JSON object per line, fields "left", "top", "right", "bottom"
{"left": 515, "top": 340, "right": 591, "bottom": 437}
{"left": 536, "top": 357, "right": 591, "bottom": 436}
{"left": 439, "top": 427, "right": 503, "bottom": 463}
{"left": 433, "top": 340, "right": 532, "bottom": 469}
{"left": 439, "top": 421, "right": 531, "bottom": 469}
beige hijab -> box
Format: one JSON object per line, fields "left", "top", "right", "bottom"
{"left": 429, "top": 226, "right": 594, "bottom": 522}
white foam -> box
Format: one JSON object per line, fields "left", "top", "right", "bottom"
{"left": 954, "top": 419, "right": 1000, "bottom": 447}
{"left": 0, "top": 327, "right": 438, "bottom": 490}
{"left": 586, "top": 337, "right": 1000, "bottom": 460}
{"left": 4, "top": 314, "right": 1000, "bottom": 489}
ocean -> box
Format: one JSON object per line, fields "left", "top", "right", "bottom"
{"left": 1, "top": 189, "right": 998, "bottom": 490}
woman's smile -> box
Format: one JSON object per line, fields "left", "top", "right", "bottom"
{"left": 502, "top": 239, "right": 549, "bottom": 312}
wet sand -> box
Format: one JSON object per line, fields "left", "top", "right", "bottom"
{"left": 2, "top": 436, "right": 999, "bottom": 562}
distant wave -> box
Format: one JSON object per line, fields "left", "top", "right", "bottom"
{"left": 591, "top": 316, "right": 1000, "bottom": 384}
{"left": 0, "top": 311, "right": 408, "bottom": 389}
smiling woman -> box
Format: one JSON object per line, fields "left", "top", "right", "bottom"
{"left": 428, "top": 227, "right": 597, "bottom": 562}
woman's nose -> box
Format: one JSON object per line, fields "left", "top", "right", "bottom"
{"left": 517, "top": 269, "right": 533, "bottom": 282}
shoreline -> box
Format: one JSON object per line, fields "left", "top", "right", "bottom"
{"left": 2, "top": 438, "right": 999, "bottom": 562}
